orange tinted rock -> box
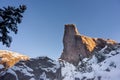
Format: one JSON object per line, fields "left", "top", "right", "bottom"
{"left": 0, "top": 50, "right": 29, "bottom": 68}
{"left": 60, "top": 24, "right": 117, "bottom": 66}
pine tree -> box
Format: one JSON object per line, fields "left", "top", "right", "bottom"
{"left": 0, "top": 5, "right": 26, "bottom": 47}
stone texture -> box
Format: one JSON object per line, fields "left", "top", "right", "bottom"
{"left": 60, "top": 24, "right": 116, "bottom": 66}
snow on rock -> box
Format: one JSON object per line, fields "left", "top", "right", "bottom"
{"left": 39, "top": 72, "right": 50, "bottom": 80}
{"left": 0, "top": 44, "right": 120, "bottom": 80}
{"left": 41, "top": 60, "right": 60, "bottom": 73}
{"left": 29, "top": 78, "right": 36, "bottom": 80}
{"left": 6, "top": 69, "right": 18, "bottom": 80}
{"left": 0, "top": 64, "right": 4, "bottom": 69}
{"left": 0, "top": 64, "right": 5, "bottom": 76}
{"left": 0, "top": 56, "right": 61, "bottom": 80}
{"left": 61, "top": 61, "right": 76, "bottom": 80}
{"left": 61, "top": 44, "right": 120, "bottom": 80}
{"left": 12, "top": 65, "right": 34, "bottom": 77}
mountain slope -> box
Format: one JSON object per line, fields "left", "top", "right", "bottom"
{"left": 0, "top": 50, "right": 29, "bottom": 68}
{"left": 0, "top": 50, "right": 29, "bottom": 77}
{"left": 0, "top": 24, "right": 120, "bottom": 80}
{"left": 61, "top": 44, "right": 120, "bottom": 80}
{"left": 0, "top": 56, "right": 61, "bottom": 80}
{"left": 0, "top": 44, "right": 120, "bottom": 80}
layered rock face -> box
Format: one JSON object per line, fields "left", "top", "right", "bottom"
{"left": 60, "top": 24, "right": 116, "bottom": 65}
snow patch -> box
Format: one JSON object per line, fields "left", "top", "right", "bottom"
{"left": 0, "top": 64, "right": 4, "bottom": 69}
{"left": 7, "top": 69, "right": 18, "bottom": 80}
{"left": 12, "top": 64, "right": 34, "bottom": 77}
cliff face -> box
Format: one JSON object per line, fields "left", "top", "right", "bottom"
{"left": 60, "top": 24, "right": 116, "bottom": 65}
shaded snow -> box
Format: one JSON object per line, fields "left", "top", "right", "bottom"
{"left": 39, "top": 72, "right": 50, "bottom": 80}
{"left": 61, "top": 62, "right": 76, "bottom": 80}
{"left": 41, "top": 60, "right": 60, "bottom": 73}
{"left": 12, "top": 64, "right": 34, "bottom": 77}
{"left": 62, "top": 45, "right": 120, "bottom": 80}
{"left": 29, "top": 78, "right": 35, "bottom": 80}
{"left": 7, "top": 69, "right": 18, "bottom": 80}
{"left": 0, "top": 64, "right": 4, "bottom": 69}
{"left": 0, "top": 64, "right": 5, "bottom": 76}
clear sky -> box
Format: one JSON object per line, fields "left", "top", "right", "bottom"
{"left": 0, "top": 0, "right": 120, "bottom": 59}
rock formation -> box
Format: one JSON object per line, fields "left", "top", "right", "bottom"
{"left": 0, "top": 56, "right": 61, "bottom": 80}
{"left": 0, "top": 24, "right": 119, "bottom": 80}
{"left": 60, "top": 24, "right": 116, "bottom": 66}
{"left": 0, "top": 50, "right": 29, "bottom": 68}
{"left": 0, "top": 50, "right": 29, "bottom": 79}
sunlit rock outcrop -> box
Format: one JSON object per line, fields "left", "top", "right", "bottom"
{"left": 60, "top": 24, "right": 116, "bottom": 65}
{"left": 0, "top": 50, "right": 29, "bottom": 68}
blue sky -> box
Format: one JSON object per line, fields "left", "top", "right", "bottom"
{"left": 0, "top": 0, "right": 120, "bottom": 59}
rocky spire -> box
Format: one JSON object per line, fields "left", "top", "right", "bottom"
{"left": 60, "top": 24, "right": 116, "bottom": 66}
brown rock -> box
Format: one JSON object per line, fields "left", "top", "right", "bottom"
{"left": 60, "top": 24, "right": 116, "bottom": 66}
